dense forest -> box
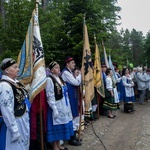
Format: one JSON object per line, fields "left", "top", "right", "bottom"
{"left": 0, "top": 0, "right": 150, "bottom": 69}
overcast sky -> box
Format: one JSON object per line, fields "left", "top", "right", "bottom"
{"left": 117, "top": 0, "right": 150, "bottom": 36}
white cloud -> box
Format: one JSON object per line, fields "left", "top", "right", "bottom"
{"left": 117, "top": 0, "right": 150, "bottom": 35}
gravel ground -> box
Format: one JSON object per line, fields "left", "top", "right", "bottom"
{"left": 64, "top": 101, "right": 150, "bottom": 150}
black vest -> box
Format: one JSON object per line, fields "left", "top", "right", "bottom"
{"left": 0, "top": 79, "right": 27, "bottom": 117}
{"left": 49, "top": 75, "right": 65, "bottom": 100}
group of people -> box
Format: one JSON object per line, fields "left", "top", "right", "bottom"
{"left": 0, "top": 57, "right": 82, "bottom": 150}
{"left": 100, "top": 64, "right": 150, "bottom": 118}
{"left": 130, "top": 66, "right": 150, "bottom": 104}
{"left": 45, "top": 57, "right": 83, "bottom": 150}
{"left": 0, "top": 56, "right": 150, "bottom": 150}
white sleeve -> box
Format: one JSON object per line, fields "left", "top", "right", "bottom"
{"left": 106, "top": 78, "right": 113, "bottom": 91}
{"left": 45, "top": 77, "right": 58, "bottom": 116}
{"left": 130, "top": 72, "right": 134, "bottom": 80}
{"left": 145, "top": 73, "right": 150, "bottom": 81}
{"left": 62, "top": 70, "right": 81, "bottom": 86}
{"left": 0, "top": 82, "right": 20, "bottom": 140}
{"left": 137, "top": 73, "right": 147, "bottom": 82}
{"left": 122, "top": 76, "right": 132, "bottom": 87}
{"left": 115, "top": 73, "right": 121, "bottom": 83}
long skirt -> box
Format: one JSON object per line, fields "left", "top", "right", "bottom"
{"left": 0, "top": 117, "right": 7, "bottom": 150}
{"left": 121, "top": 86, "right": 135, "bottom": 102}
{"left": 103, "top": 97, "right": 118, "bottom": 111}
{"left": 0, "top": 111, "right": 30, "bottom": 150}
{"left": 47, "top": 108, "right": 74, "bottom": 142}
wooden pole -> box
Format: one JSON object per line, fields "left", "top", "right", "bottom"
{"left": 78, "top": 85, "right": 83, "bottom": 141}
{"left": 96, "top": 92, "right": 100, "bottom": 119}
{"left": 40, "top": 92, "right": 44, "bottom": 150}
{"left": 35, "top": 1, "right": 44, "bottom": 150}
{"left": 94, "top": 36, "right": 100, "bottom": 119}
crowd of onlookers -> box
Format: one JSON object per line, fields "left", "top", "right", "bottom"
{"left": 130, "top": 66, "right": 150, "bottom": 103}
{"left": 98, "top": 64, "right": 150, "bottom": 119}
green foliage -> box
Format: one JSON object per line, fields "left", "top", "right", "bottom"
{"left": 0, "top": 0, "right": 34, "bottom": 60}
{"left": 104, "top": 28, "right": 146, "bottom": 68}
{"left": 130, "top": 29, "right": 144, "bottom": 66}
{"left": 61, "top": 0, "right": 121, "bottom": 67}
{"left": 39, "top": 7, "right": 66, "bottom": 65}
{"left": 143, "top": 32, "right": 150, "bottom": 67}
{"left": 0, "top": 0, "right": 147, "bottom": 69}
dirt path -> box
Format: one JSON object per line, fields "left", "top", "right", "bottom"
{"left": 65, "top": 102, "right": 150, "bottom": 150}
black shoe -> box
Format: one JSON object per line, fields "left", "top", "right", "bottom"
{"left": 68, "top": 140, "right": 82, "bottom": 146}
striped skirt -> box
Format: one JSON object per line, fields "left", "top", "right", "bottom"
{"left": 103, "top": 97, "right": 118, "bottom": 111}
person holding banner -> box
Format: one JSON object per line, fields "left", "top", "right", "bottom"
{"left": 72, "top": 67, "right": 85, "bottom": 133}
{"left": 61, "top": 57, "right": 82, "bottom": 146}
{"left": 45, "top": 61, "right": 73, "bottom": 150}
{"left": 0, "top": 58, "right": 30, "bottom": 150}
{"left": 99, "top": 64, "right": 107, "bottom": 116}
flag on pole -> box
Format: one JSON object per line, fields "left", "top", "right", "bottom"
{"left": 17, "top": 11, "right": 34, "bottom": 84}
{"left": 17, "top": 5, "right": 46, "bottom": 103}
{"left": 101, "top": 41, "right": 109, "bottom": 68}
{"left": 108, "top": 55, "right": 117, "bottom": 83}
{"left": 17, "top": 4, "right": 47, "bottom": 148}
{"left": 81, "top": 19, "right": 94, "bottom": 112}
{"left": 93, "top": 37, "right": 105, "bottom": 98}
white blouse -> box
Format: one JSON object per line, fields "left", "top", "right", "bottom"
{"left": 0, "top": 75, "right": 30, "bottom": 150}
{"left": 106, "top": 76, "right": 113, "bottom": 91}
{"left": 45, "top": 74, "right": 72, "bottom": 125}
{"left": 61, "top": 69, "right": 81, "bottom": 86}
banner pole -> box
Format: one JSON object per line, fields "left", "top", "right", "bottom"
{"left": 78, "top": 85, "right": 83, "bottom": 141}
{"left": 97, "top": 92, "right": 100, "bottom": 119}
{"left": 40, "top": 92, "right": 44, "bottom": 150}
{"left": 35, "top": 1, "right": 44, "bottom": 150}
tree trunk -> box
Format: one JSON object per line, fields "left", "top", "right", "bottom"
{"left": 42, "top": 0, "right": 47, "bottom": 11}
{"left": 0, "top": 0, "right": 5, "bottom": 53}
{"left": 0, "top": 0, "right": 5, "bottom": 26}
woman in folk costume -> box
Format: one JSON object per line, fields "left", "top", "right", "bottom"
{"left": 0, "top": 58, "right": 30, "bottom": 150}
{"left": 45, "top": 61, "right": 73, "bottom": 150}
{"left": 103, "top": 68, "right": 118, "bottom": 118}
{"left": 121, "top": 68, "right": 135, "bottom": 111}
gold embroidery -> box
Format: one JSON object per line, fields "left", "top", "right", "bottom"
{"left": 55, "top": 83, "right": 61, "bottom": 95}
{"left": 16, "top": 89, "right": 25, "bottom": 104}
